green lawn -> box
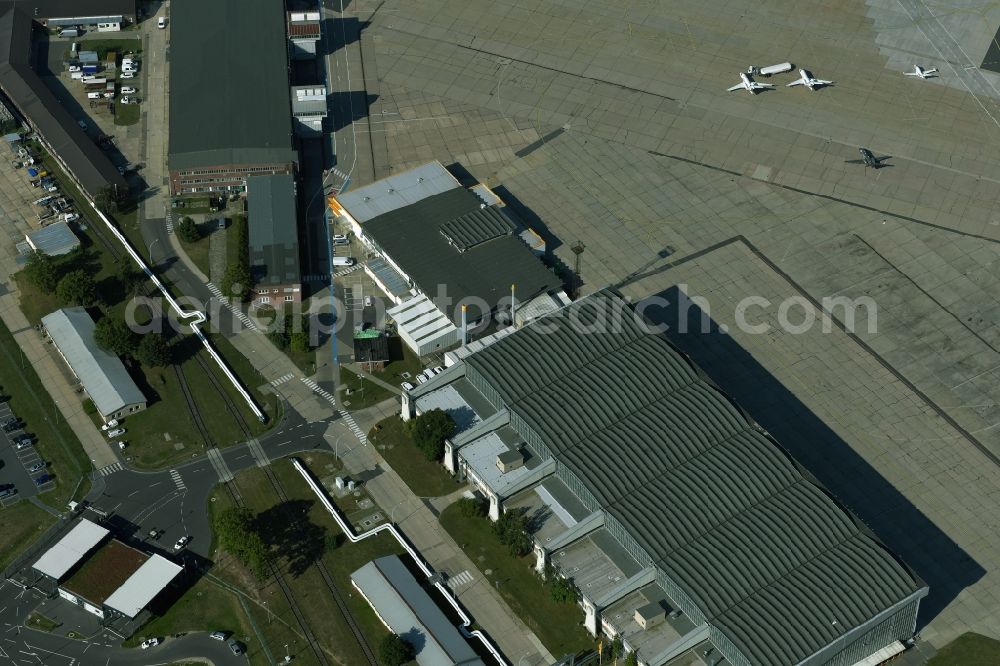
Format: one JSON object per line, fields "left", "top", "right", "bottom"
{"left": 177, "top": 231, "right": 212, "bottom": 278}
{"left": 0, "top": 317, "right": 92, "bottom": 509}
{"left": 369, "top": 417, "right": 459, "bottom": 497}
{"left": 929, "top": 633, "right": 1000, "bottom": 665}
{"left": 125, "top": 578, "right": 247, "bottom": 646}
{"left": 439, "top": 503, "right": 592, "bottom": 657}
{"left": 114, "top": 101, "right": 140, "bottom": 126}
{"left": 73, "top": 38, "right": 142, "bottom": 59}
{"left": 374, "top": 340, "right": 425, "bottom": 386}
{"left": 206, "top": 458, "right": 405, "bottom": 666}
{"left": 26, "top": 611, "right": 60, "bottom": 632}
{"left": 340, "top": 366, "right": 394, "bottom": 411}
{"left": 0, "top": 503, "right": 56, "bottom": 571}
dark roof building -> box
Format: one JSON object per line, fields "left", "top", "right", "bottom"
{"left": 0, "top": 1, "right": 130, "bottom": 199}
{"left": 247, "top": 174, "right": 301, "bottom": 303}
{"left": 353, "top": 329, "right": 389, "bottom": 369}
{"left": 405, "top": 289, "right": 928, "bottom": 666}
{"left": 363, "top": 187, "right": 561, "bottom": 323}
{"left": 168, "top": 0, "right": 296, "bottom": 193}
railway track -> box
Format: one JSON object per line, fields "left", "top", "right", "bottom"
{"left": 173, "top": 363, "right": 211, "bottom": 448}
{"left": 197, "top": 353, "right": 376, "bottom": 665}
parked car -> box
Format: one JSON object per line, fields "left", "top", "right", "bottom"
{"left": 45, "top": 184, "right": 58, "bottom": 193}
{"left": 14, "top": 438, "right": 32, "bottom": 450}
{"left": 415, "top": 374, "right": 427, "bottom": 385}
{"left": 101, "top": 419, "right": 119, "bottom": 431}
{"left": 106, "top": 428, "right": 126, "bottom": 438}
{"left": 400, "top": 381, "right": 415, "bottom": 392}
{"left": 209, "top": 631, "right": 228, "bottom": 641}
{"left": 68, "top": 65, "right": 80, "bottom": 73}
{"left": 227, "top": 640, "right": 244, "bottom": 656}
{"left": 117, "top": 441, "right": 127, "bottom": 450}
{"left": 34, "top": 474, "right": 52, "bottom": 486}
{"left": 431, "top": 366, "right": 444, "bottom": 375}
{"left": 120, "top": 96, "right": 136, "bottom": 105}
{"left": 76, "top": 119, "right": 87, "bottom": 129}
{"left": 157, "top": 16, "right": 166, "bottom": 29}
{"left": 28, "top": 461, "right": 46, "bottom": 473}
{"left": 120, "top": 71, "right": 135, "bottom": 79}
{"left": 364, "top": 295, "right": 374, "bottom": 307}
{"left": 420, "top": 368, "right": 437, "bottom": 381}
{"left": 148, "top": 528, "right": 161, "bottom": 540}
{"left": 120, "top": 86, "right": 136, "bottom": 94}
{"left": 62, "top": 213, "right": 79, "bottom": 223}
{"left": 332, "top": 234, "right": 349, "bottom": 244}
{"left": 173, "top": 535, "right": 191, "bottom": 551}
{"left": 140, "top": 638, "right": 160, "bottom": 650}
{"left": 0, "top": 487, "right": 16, "bottom": 499}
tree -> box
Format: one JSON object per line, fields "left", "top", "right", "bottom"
{"left": 135, "top": 333, "right": 171, "bottom": 367}
{"left": 221, "top": 216, "right": 252, "bottom": 301}
{"left": 550, "top": 576, "right": 578, "bottom": 604}
{"left": 56, "top": 270, "right": 98, "bottom": 306}
{"left": 176, "top": 216, "right": 201, "bottom": 243}
{"left": 118, "top": 263, "right": 146, "bottom": 297}
{"left": 214, "top": 506, "right": 272, "bottom": 582}
{"left": 93, "top": 317, "right": 138, "bottom": 357}
{"left": 492, "top": 508, "right": 532, "bottom": 557}
{"left": 378, "top": 634, "right": 415, "bottom": 666}
{"left": 411, "top": 409, "right": 456, "bottom": 462}
{"left": 24, "top": 251, "right": 59, "bottom": 291}
{"left": 624, "top": 649, "right": 639, "bottom": 666}
{"left": 608, "top": 635, "right": 624, "bottom": 664}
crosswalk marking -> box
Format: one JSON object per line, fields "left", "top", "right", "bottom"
{"left": 248, "top": 438, "right": 269, "bottom": 468}
{"left": 206, "top": 448, "right": 234, "bottom": 483}
{"left": 98, "top": 462, "right": 123, "bottom": 477}
{"left": 300, "top": 378, "right": 367, "bottom": 444}
{"left": 165, "top": 216, "right": 174, "bottom": 234}
{"left": 447, "top": 570, "right": 473, "bottom": 590}
{"left": 302, "top": 274, "right": 330, "bottom": 283}
{"left": 206, "top": 282, "right": 259, "bottom": 331}
{"left": 271, "top": 373, "right": 294, "bottom": 386}
{"left": 334, "top": 264, "right": 361, "bottom": 278}
{"left": 169, "top": 469, "right": 186, "bottom": 491}
{"left": 331, "top": 167, "right": 348, "bottom": 180}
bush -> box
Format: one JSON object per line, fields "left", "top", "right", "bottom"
{"left": 456, "top": 496, "right": 486, "bottom": 518}
{"left": 176, "top": 216, "right": 201, "bottom": 243}
{"left": 411, "top": 409, "right": 456, "bottom": 462}
{"left": 378, "top": 634, "right": 415, "bottom": 666}
{"left": 550, "top": 576, "right": 578, "bottom": 604}
{"left": 135, "top": 333, "right": 172, "bottom": 367}
{"left": 221, "top": 216, "right": 251, "bottom": 301}
{"left": 82, "top": 399, "right": 97, "bottom": 415}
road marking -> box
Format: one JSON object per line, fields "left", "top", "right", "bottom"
{"left": 97, "top": 462, "right": 122, "bottom": 477}
{"left": 206, "top": 282, "right": 259, "bottom": 331}
{"left": 271, "top": 373, "right": 294, "bottom": 386}
{"left": 447, "top": 570, "right": 474, "bottom": 589}
{"left": 169, "top": 469, "right": 186, "bottom": 491}
{"left": 205, "top": 448, "right": 233, "bottom": 483}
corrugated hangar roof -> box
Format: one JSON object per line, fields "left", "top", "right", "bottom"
{"left": 364, "top": 188, "right": 561, "bottom": 323}
{"left": 336, "top": 161, "right": 460, "bottom": 223}
{"left": 42, "top": 308, "right": 145, "bottom": 417}
{"left": 463, "top": 289, "right": 926, "bottom": 666}
{"left": 32, "top": 518, "right": 108, "bottom": 581}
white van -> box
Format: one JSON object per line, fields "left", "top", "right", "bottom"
{"left": 59, "top": 29, "right": 79, "bottom": 38}
{"left": 332, "top": 256, "right": 355, "bottom": 267}
{"left": 86, "top": 92, "right": 101, "bottom": 99}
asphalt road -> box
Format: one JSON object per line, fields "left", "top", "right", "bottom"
{"left": 87, "top": 408, "right": 336, "bottom": 562}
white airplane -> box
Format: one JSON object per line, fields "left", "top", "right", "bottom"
{"left": 727, "top": 72, "right": 775, "bottom": 95}
{"left": 904, "top": 65, "right": 938, "bottom": 79}
{"left": 786, "top": 69, "right": 834, "bottom": 91}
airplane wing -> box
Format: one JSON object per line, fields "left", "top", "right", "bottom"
{"left": 925, "top": 68, "right": 938, "bottom": 74}
{"left": 816, "top": 80, "right": 834, "bottom": 85}
{"left": 726, "top": 83, "right": 745, "bottom": 92}
{"left": 903, "top": 72, "right": 920, "bottom": 77}
{"left": 844, "top": 159, "right": 866, "bottom": 165}
{"left": 786, "top": 79, "right": 806, "bottom": 87}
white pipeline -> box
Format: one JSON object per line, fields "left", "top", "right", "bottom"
{"left": 292, "top": 458, "right": 508, "bottom": 666}
{"left": 89, "top": 201, "right": 266, "bottom": 422}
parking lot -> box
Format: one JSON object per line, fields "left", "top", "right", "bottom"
{"left": 0, "top": 399, "right": 54, "bottom": 506}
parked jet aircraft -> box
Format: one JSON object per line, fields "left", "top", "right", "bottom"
{"left": 727, "top": 72, "right": 775, "bottom": 94}
{"left": 845, "top": 148, "right": 891, "bottom": 169}
{"left": 786, "top": 69, "right": 834, "bottom": 90}
{"left": 904, "top": 65, "right": 938, "bottom": 79}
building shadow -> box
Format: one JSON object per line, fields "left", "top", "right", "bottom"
{"left": 639, "top": 285, "right": 984, "bottom": 629}
{"left": 320, "top": 17, "right": 367, "bottom": 57}
{"left": 328, "top": 91, "right": 379, "bottom": 133}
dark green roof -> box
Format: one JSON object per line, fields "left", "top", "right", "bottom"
{"left": 167, "top": 0, "right": 296, "bottom": 171}
{"left": 465, "top": 290, "right": 925, "bottom": 666}
{"left": 363, "top": 188, "right": 561, "bottom": 323}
